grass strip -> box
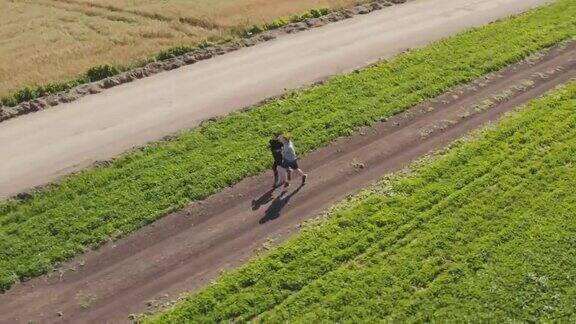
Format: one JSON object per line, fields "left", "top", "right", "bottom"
{"left": 1, "top": 0, "right": 575, "bottom": 292}
{"left": 148, "top": 79, "right": 576, "bottom": 322}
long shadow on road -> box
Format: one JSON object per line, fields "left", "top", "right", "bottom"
{"left": 260, "top": 184, "right": 304, "bottom": 224}
{"left": 251, "top": 187, "right": 275, "bottom": 210}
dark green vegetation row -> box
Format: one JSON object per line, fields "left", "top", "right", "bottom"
{"left": 150, "top": 80, "right": 576, "bottom": 323}
{"left": 0, "top": 7, "right": 332, "bottom": 107}
{"left": 1, "top": 0, "right": 575, "bottom": 292}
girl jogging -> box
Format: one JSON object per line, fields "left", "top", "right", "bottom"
{"left": 280, "top": 133, "right": 307, "bottom": 186}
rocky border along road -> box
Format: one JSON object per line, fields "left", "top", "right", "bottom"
{"left": 0, "top": 0, "right": 409, "bottom": 123}
{"left": 1, "top": 42, "right": 573, "bottom": 324}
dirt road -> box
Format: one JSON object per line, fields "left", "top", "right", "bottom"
{"left": 0, "top": 0, "right": 552, "bottom": 198}
{"left": 1, "top": 41, "right": 573, "bottom": 324}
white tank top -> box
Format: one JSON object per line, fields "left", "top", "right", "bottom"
{"left": 283, "top": 141, "right": 297, "bottom": 162}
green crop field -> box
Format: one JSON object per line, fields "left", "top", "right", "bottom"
{"left": 150, "top": 81, "right": 576, "bottom": 323}
{"left": 1, "top": 0, "right": 575, "bottom": 292}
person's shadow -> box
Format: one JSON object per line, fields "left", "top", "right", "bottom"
{"left": 251, "top": 188, "right": 275, "bottom": 210}
{"left": 259, "top": 184, "right": 304, "bottom": 224}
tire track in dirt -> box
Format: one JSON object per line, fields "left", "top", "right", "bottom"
{"left": 1, "top": 42, "right": 573, "bottom": 324}
{"left": 26, "top": 0, "right": 140, "bottom": 24}
{"left": 28, "top": 0, "right": 219, "bottom": 30}
{"left": 51, "top": 0, "right": 220, "bottom": 30}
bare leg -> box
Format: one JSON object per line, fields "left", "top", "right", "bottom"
{"left": 273, "top": 164, "right": 280, "bottom": 187}
{"left": 284, "top": 168, "right": 292, "bottom": 187}
{"left": 294, "top": 168, "right": 306, "bottom": 177}
{"left": 284, "top": 167, "right": 307, "bottom": 187}
{"left": 295, "top": 168, "right": 308, "bottom": 185}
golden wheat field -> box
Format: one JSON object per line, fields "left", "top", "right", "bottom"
{"left": 0, "top": 0, "right": 363, "bottom": 98}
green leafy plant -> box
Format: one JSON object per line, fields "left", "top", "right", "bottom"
{"left": 86, "top": 64, "right": 120, "bottom": 82}
{"left": 13, "top": 87, "right": 36, "bottom": 102}
{"left": 264, "top": 18, "right": 289, "bottom": 30}
{"left": 156, "top": 46, "right": 196, "bottom": 61}
{"left": 310, "top": 8, "right": 323, "bottom": 18}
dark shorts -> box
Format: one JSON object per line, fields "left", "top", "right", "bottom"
{"left": 272, "top": 160, "right": 287, "bottom": 170}
{"left": 283, "top": 159, "right": 299, "bottom": 170}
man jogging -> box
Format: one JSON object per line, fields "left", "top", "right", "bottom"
{"left": 269, "top": 131, "right": 289, "bottom": 187}
{"left": 280, "top": 133, "right": 307, "bottom": 186}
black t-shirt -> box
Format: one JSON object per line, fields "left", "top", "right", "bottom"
{"left": 269, "top": 139, "right": 283, "bottom": 162}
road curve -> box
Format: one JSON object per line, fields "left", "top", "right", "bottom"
{"left": 0, "top": 0, "right": 551, "bottom": 198}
